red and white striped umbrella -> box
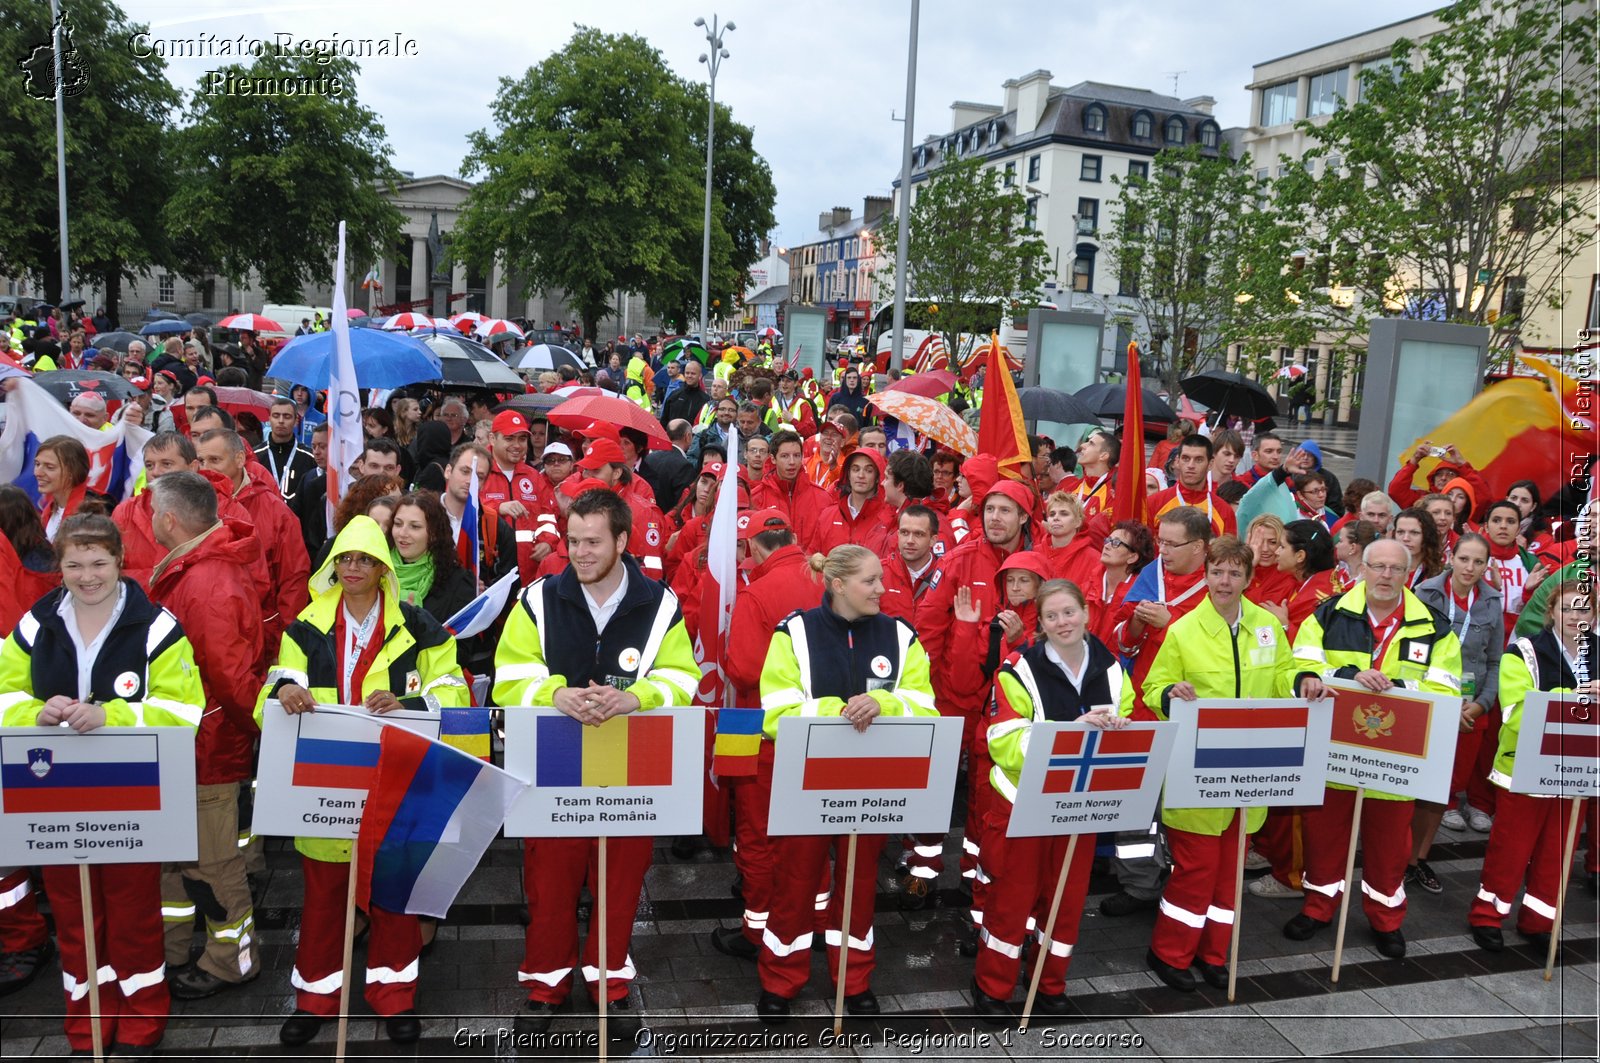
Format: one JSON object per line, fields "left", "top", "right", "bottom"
{"left": 217, "top": 313, "right": 284, "bottom": 333}
{"left": 450, "top": 312, "right": 488, "bottom": 326}
{"left": 1277, "top": 364, "right": 1308, "bottom": 379}
{"left": 475, "top": 318, "right": 525, "bottom": 342}
{"left": 383, "top": 312, "right": 438, "bottom": 331}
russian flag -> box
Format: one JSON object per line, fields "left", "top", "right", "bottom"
{"left": 355, "top": 724, "right": 528, "bottom": 918}
{"left": 444, "top": 569, "right": 518, "bottom": 640}
{"left": 292, "top": 733, "right": 380, "bottom": 790}
{"left": 0, "top": 379, "right": 150, "bottom": 504}
{"left": 801, "top": 720, "right": 934, "bottom": 790}
{"left": 456, "top": 458, "right": 481, "bottom": 582}
{"left": 1, "top": 733, "right": 162, "bottom": 813}
{"left": 1194, "top": 706, "right": 1309, "bottom": 769}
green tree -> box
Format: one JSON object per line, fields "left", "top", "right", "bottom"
{"left": 1271, "top": 0, "right": 1598, "bottom": 369}
{"left": 454, "top": 27, "right": 775, "bottom": 340}
{"left": 0, "top": 0, "right": 180, "bottom": 321}
{"left": 875, "top": 155, "right": 1048, "bottom": 369}
{"left": 163, "top": 54, "right": 405, "bottom": 303}
{"left": 1099, "top": 146, "right": 1310, "bottom": 395}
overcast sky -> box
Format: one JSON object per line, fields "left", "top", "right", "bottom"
{"left": 126, "top": 0, "right": 1440, "bottom": 247}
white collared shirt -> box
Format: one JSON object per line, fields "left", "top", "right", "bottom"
{"left": 1045, "top": 641, "right": 1090, "bottom": 692}
{"left": 584, "top": 566, "right": 629, "bottom": 634}
{"left": 59, "top": 584, "right": 129, "bottom": 702}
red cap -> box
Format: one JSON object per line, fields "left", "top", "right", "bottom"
{"left": 491, "top": 410, "right": 531, "bottom": 437}
{"left": 819, "top": 420, "right": 847, "bottom": 438}
{"left": 737, "top": 508, "right": 790, "bottom": 541}
{"left": 568, "top": 476, "right": 613, "bottom": 496}
{"left": 998, "top": 550, "right": 1052, "bottom": 581}
{"left": 700, "top": 461, "right": 726, "bottom": 479}
{"left": 576, "top": 437, "right": 625, "bottom": 470}
{"left": 130, "top": 375, "right": 151, "bottom": 392}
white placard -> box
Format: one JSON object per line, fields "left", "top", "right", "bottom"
{"left": 1162, "top": 699, "right": 1331, "bottom": 809}
{"left": 254, "top": 703, "right": 440, "bottom": 840}
{"left": 502, "top": 707, "right": 705, "bottom": 838}
{"left": 0, "top": 727, "right": 197, "bottom": 864}
{"left": 1006, "top": 721, "right": 1176, "bottom": 837}
{"left": 1321, "top": 681, "right": 1459, "bottom": 801}
{"left": 1509, "top": 692, "right": 1600, "bottom": 797}
{"left": 767, "top": 716, "right": 962, "bottom": 836}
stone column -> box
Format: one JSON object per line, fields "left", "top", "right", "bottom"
{"left": 1315, "top": 344, "right": 1335, "bottom": 427}
{"left": 451, "top": 262, "right": 469, "bottom": 315}
{"left": 409, "top": 236, "right": 427, "bottom": 310}
{"left": 489, "top": 259, "right": 508, "bottom": 320}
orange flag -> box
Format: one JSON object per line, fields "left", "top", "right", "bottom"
{"left": 977, "top": 331, "right": 1030, "bottom": 480}
{"left": 1113, "top": 342, "right": 1149, "bottom": 525}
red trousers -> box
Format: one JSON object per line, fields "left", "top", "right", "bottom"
{"left": 42, "top": 862, "right": 168, "bottom": 1051}
{"left": 293, "top": 856, "right": 420, "bottom": 1017}
{"left": 519, "top": 836, "right": 651, "bottom": 1004}
{"left": 972, "top": 808, "right": 1095, "bottom": 1000}
{"left": 1300, "top": 787, "right": 1413, "bottom": 933}
{"left": 1151, "top": 816, "right": 1246, "bottom": 969}
{"left": 0, "top": 867, "right": 49, "bottom": 951}
{"left": 1449, "top": 712, "right": 1489, "bottom": 794}
{"left": 1252, "top": 809, "right": 1304, "bottom": 889}
{"left": 703, "top": 712, "right": 731, "bottom": 848}
{"left": 731, "top": 743, "right": 778, "bottom": 945}
{"left": 1588, "top": 798, "right": 1600, "bottom": 875}
{"left": 967, "top": 744, "right": 995, "bottom": 925}
{"left": 1470, "top": 790, "right": 1571, "bottom": 934}
{"left": 759, "top": 833, "right": 883, "bottom": 999}
{"left": 1463, "top": 713, "right": 1500, "bottom": 816}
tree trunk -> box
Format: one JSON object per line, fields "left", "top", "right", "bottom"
{"left": 103, "top": 266, "right": 122, "bottom": 329}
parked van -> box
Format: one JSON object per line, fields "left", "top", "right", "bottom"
{"left": 261, "top": 304, "right": 334, "bottom": 331}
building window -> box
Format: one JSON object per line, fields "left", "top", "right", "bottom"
{"left": 1004, "top": 161, "right": 1016, "bottom": 187}
{"left": 1164, "top": 116, "right": 1186, "bottom": 145}
{"left": 1276, "top": 164, "right": 1290, "bottom": 178}
{"left": 1500, "top": 276, "right": 1526, "bottom": 321}
{"left": 1080, "top": 154, "right": 1102, "bottom": 182}
{"left": 1260, "top": 81, "right": 1298, "bottom": 126}
{"left": 1510, "top": 197, "right": 1538, "bottom": 233}
{"left": 1083, "top": 104, "right": 1107, "bottom": 134}
{"left": 1303, "top": 157, "right": 1316, "bottom": 174}
{"left": 1131, "top": 111, "right": 1153, "bottom": 140}
{"left": 988, "top": 121, "right": 999, "bottom": 146}
{"left": 1024, "top": 197, "right": 1039, "bottom": 231}
{"left": 1076, "top": 198, "right": 1098, "bottom": 235}
{"left": 1118, "top": 261, "right": 1140, "bottom": 297}
{"left": 1072, "top": 250, "right": 1095, "bottom": 293}
{"left": 1359, "top": 56, "right": 1399, "bottom": 99}
{"left": 1198, "top": 120, "right": 1220, "bottom": 149}
{"left": 915, "top": 147, "right": 926, "bottom": 168}
{"left": 1128, "top": 160, "right": 1149, "bottom": 182}
{"left": 1256, "top": 167, "right": 1270, "bottom": 181}
{"left": 1325, "top": 154, "right": 1342, "bottom": 175}
{"left": 1027, "top": 154, "right": 1041, "bottom": 182}
{"left": 1307, "top": 68, "right": 1350, "bottom": 117}
{"left": 158, "top": 274, "right": 175, "bottom": 305}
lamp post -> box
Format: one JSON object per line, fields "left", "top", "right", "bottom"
{"left": 50, "top": 0, "right": 71, "bottom": 306}
{"left": 889, "top": 0, "right": 920, "bottom": 372}
{"left": 695, "top": 15, "right": 734, "bottom": 342}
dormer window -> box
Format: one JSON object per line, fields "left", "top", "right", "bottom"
{"left": 988, "top": 120, "right": 1000, "bottom": 146}
{"left": 1131, "top": 111, "right": 1153, "bottom": 140}
{"left": 1199, "top": 120, "right": 1220, "bottom": 150}
{"left": 1164, "top": 115, "right": 1186, "bottom": 145}
{"left": 1083, "top": 103, "right": 1107, "bottom": 134}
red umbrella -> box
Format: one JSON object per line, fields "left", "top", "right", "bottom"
{"left": 345, "top": 308, "right": 368, "bottom": 319}
{"left": 217, "top": 313, "right": 284, "bottom": 333}
{"left": 547, "top": 393, "right": 669, "bottom": 450}
{"left": 211, "top": 385, "right": 277, "bottom": 419}
{"left": 884, "top": 369, "right": 956, "bottom": 399}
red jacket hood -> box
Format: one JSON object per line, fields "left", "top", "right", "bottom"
{"left": 150, "top": 518, "right": 264, "bottom": 594}
{"left": 751, "top": 543, "right": 813, "bottom": 582}
{"left": 837, "top": 447, "right": 887, "bottom": 496}
{"left": 962, "top": 454, "right": 1000, "bottom": 502}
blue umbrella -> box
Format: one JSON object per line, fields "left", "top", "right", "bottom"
{"left": 267, "top": 328, "right": 442, "bottom": 390}
{"left": 140, "top": 319, "right": 191, "bottom": 337}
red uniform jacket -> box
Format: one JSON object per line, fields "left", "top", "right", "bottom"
{"left": 814, "top": 495, "right": 897, "bottom": 556}
{"left": 721, "top": 545, "right": 824, "bottom": 708}
{"left": 232, "top": 460, "right": 312, "bottom": 646}
{"left": 879, "top": 550, "right": 942, "bottom": 626}
{"left": 1112, "top": 562, "right": 1208, "bottom": 717}
{"left": 481, "top": 459, "right": 559, "bottom": 584}
{"left": 1284, "top": 567, "right": 1344, "bottom": 641}
{"left": 1386, "top": 460, "right": 1492, "bottom": 520}
{"left": 750, "top": 473, "right": 833, "bottom": 552}
{"left": 1147, "top": 482, "right": 1237, "bottom": 537}
{"left": 917, "top": 533, "right": 1021, "bottom": 715}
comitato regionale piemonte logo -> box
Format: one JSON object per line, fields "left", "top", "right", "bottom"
{"left": 19, "top": 12, "right": 90, "bottom": 102}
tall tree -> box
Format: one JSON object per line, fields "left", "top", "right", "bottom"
{"left": 163, "top": 55, "right": 405, "bottom": 303}
{"left": 1098, "top": 146, "right": 1309, "bottom": 395}
{"left": 875, "top": 155, "right": 1048, "bottom": 368}
{"left": 0, "top": 0, "right": 180, "bottom": 322}
{"left": 1271, "top": 0, "right": 1598, "bottom": 369}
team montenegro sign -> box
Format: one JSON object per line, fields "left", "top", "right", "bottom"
{"left": 1322, "top": 682, "right": 1458, "bottom": 801}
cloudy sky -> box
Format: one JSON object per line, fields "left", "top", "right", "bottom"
{"left": 125, "top": 0, "right": 1440, "bottom": 246}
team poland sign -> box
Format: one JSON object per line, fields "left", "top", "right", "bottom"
{"left": 767, "top": 716, "right": 962, "bottom": 836}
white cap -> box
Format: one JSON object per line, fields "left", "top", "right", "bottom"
{"left": 543, "top": 442, "right": 574, "bottom": 459}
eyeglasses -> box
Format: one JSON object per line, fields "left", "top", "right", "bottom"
{"left": 1158, "top": 537, "right": 1198, "bottom": 551}
{"left": 1104, "top": 536, "right": 1132, "bottom": 551}
{"left": 1363, "top": 563, "right": 1408, "bottom": 576}
{"left": 334, "top": 553, "right": 380, "bottom": 569}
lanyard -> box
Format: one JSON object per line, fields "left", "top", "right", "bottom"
{"left": 1154, "top": 561, "right": 1206, "bottom": 608}
{"left": 1447, "top": 587, "right": 1475, "bottom": 640}
{"left": 1369, "top": 609, "right": 1403, "bottom": 668}
{"left": 262, "top": 441, "right": 293, "bottom": 493}
{"left": 339, "top": 600, "right": 382, "bottom": 703}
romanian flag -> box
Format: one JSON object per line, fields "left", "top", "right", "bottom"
{"left": 1, "top": 734, "right": 162, "bottom": 814}
{"left": 534, "top": 713, "right": 674, "bottom": 787}
{"left": 293, "top": 734, "right": 381, "bottom": 790}
{"left": 1330, "top": 688, "right": 1432, "bottom": 760}
{"left": 713, "top": 707, "right": 764, "bottom": 777}
{"left": 441, "top": 707, "right": 492, "bottom": 762}
{"left": 976, "top": 330, "right": 1030, "bottom": 480}
{"left": 1113, "top": 342, "right": 1149, "bottom": 525}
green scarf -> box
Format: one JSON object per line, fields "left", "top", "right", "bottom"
{"left": 391, "top": 550, "right": 435, "bottom": 607}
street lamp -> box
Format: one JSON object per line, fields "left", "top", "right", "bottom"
{"left": 695, "top": 15, "right": 734, "bottom": 341}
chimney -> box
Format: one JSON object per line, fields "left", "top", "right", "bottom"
{"left": 1003, "top": 78, "right": 1020, "bottom": 119}
{"left": 1012, "top": 69, "right": 1053, "bottom": 137}
{"left": 832, "top": 206, "right": 853, "bottom": 227}
{"left": 1182, "top": 95, "right": 1217, "bottom": 116}
{"left": 862, "top": 195, "right": 892, "bottom": 226}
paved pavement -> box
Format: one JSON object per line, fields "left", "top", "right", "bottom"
{"left": 4, "top": 815, "right": 1598, "bottom": 1060}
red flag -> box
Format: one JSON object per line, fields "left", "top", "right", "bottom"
{"left": 1112, "top": 342, "right": 1149, "bottom": 525}
{"left": 1331, "top": 688, "right": 1434, "bottom": 759}
{"left": 976, "top": 331, "right": 1030, "bottom": 481}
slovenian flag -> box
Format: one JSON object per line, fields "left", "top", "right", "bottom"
{"left": 1045, "top": 728, "right": 1153, "bottom": 793}
{"left": 1194, "top": 706, "right": 1309, "bottom": 769}
{"left": 0, "top": 379, "right": 150, "bottom": 503}
{"left": 292, "top": 732, "right": 381, "bottom": 790}
{"left": 355, "top": 723, "right": 527, "bottom": 918}
{"left": 713, "top": 707, "right": 764, "bottom": 777}
{"left": 801, "top": 721, "right": 934, "bottom": 790}
{"left": 534, "top": 714, "right": 673, "bottom": 787}
{"left": 444, "top": 569, "right": 518, "bottom": 640}
{"left": 1, "top": 734, "right": 162, "bottom": 813}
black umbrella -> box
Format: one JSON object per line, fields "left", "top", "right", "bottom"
{"left": 495, "top": 393, "right": 567, "bottom": 416}
{"left": 60, "top": 299, "right": 86, "bottom": 311}
{"left": 142, "top": 308, "right": 180, "bottom": 322}
{"left": 184, "top": 312, "right": 214, "bottom": 328}
{"left": 90, "top": 330, "right": 143, "bottom": 354}
{"left": 419, "top": 332, "right": 525, "bottom": 389}
{"left": 1179, "top": 369, "right": 1279, "bottom": 423}
{"left": 33, "top": 369, "right": 142, "bottom": 405}
{"left": 1015, "top": 387, "right": 1102, "bottom": 426}
{"left": 1073, "top": 383, "right": 1176, "bottom": 422}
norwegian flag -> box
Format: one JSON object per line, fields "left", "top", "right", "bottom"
{"left": 0, "top": 379, "right": 150, "bottom": 503}
{"left": 1044, "top": 728, "right": 1155, "bottom": 793}
{"left": 693, "top": 426, "right": 740, "bottom": 707}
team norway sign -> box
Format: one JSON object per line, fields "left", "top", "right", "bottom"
{"left": 0, "top": 727, "right": 197, "bottom": 864}
{"left": 767, "top": 716, "right": 962, "bottom": 836}
{"left": 1322, "top": 682, "right": 1459, "bottom": 801}
{"left": 1509, "top": 692, "right": 1600, "bottom": 797}
{"left": 1162, "top": 699, "right": 1331, "bottom": 808}
{"left": 1006, "top": 721, "right": 1175, "bottom": 837}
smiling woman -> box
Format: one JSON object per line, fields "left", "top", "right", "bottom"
{"left": 33, "top": 436, "right": 112, "bottom": 541}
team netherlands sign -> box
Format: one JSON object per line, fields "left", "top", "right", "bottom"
{"left": 254, "top": 703, "right": 441, "bottom": 840}
{"left": 501, "top": 707, "right": 705, "bottom": 838}
{"left": 1509, "top": 692, "right": 1600, "bottom": 797}
{"left": 0, "top": 727, "right": 197, "bottom": 864}
{"left": 766, "top": 716, "right": 963, "bottom": 836}
{"left": 1006, "top": 721, "right": 1175, "bottom": 837}
{"left": 1321, "top": 681, "right": 1459, "bottom": 801}
{"left": 1162, "top": 699, "right": 1332, "bottom": 808}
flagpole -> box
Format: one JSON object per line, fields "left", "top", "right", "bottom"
{"left": 1546, "top": 797, "right": 1583, "bottom": 981}
{"left": 1227, "top": 811, "right": 1247, "bottom": 1002}
{"left": 1019, "top": 834, "right": 1078, "bottom": 1032}
{"left": 1329, "top": 787, "right": 1364, "bottom": 983}
{"left": 832, "top": 831, "right": 859, "bottom": 1036}
{"left": 597, "top": 836, "right": 608, "bottom": 1062}
{"left": 335, "top": 854, "right": 360, "bottom": 1061}
{"left": 79, "top": 866, "right": 104, "bottom": 1062}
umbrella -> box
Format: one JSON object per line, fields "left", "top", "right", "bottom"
{"left": 346, "top": 308, "right": 368, "bottom": 319}
{"left": 1179, "top": 369, "right": 1278, "bottom": 422}
{"left": 90, "top": 330, "right": 143, "bottom": 354}
{"left": 476, "top": 318, "right": 525, "bottom": 343}
{"left": 451, "top": 312, "right": 489, "bottom": 327}
{"left": 419, "top": 332, "right": 525, "bottom": 389}
{"left": 551, "top": 385, "right": 607, "bottom": 399}
{"left": 495, "top": 393, "right": 567, "bottom": 416}
{"left": 139, "top": 319, "right": 190, "bottom": 337}
{"left": 348, "top": 314, "right": 376, "bottom": 329}
{"left": 142, "top": 309, "right": 179, "bottom": 322}
{"left": 885, "top": 369, "right": 957, "bottom": 399}
{"left": 383, "top": 312, "right": 438, "bottom": 331}
{"left": 1074, "top": 383, "right": 1176, "bottom": 422}
{"left": 514, "top": 344, "right": 583, "bottom": 373}
{"left": 210, "top": 385, "right": 277, "bottom": 419}
{"left": 215, "top": 313, "right": 283, "bottom": 333}
{"left": 184, "top": 312, "right": 214, "bottom": 328}
{"left": 1015, "top": 387, "right": 1102, "bottom": 426}
{"left": 34, "top": 369, "right": 142, "bottom": 404}
{"left": 758, "top": 327, "right": 781, "bottom": 339}
{"left": 1276, "top": 364, "right": 1308, "bottom": 380}
{"left": 718, "top": 345, "right": 756, "bottom": 363}
{"left": 60, "top": 299, "right": 86, "bottom": 311}
{"left": 865, "top": 391, "right": 978, "bottom": 456}
{"left": 663, "top": 337, "right": 711, "bottom": 365}
{"left": 268, "top": 328, "right": 442, "bottom": 391}
{"left": 548, "top": 393, "right": 670, "bottom": 450}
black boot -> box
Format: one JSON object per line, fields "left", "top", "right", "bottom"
{"left": 710, "top": 926, "right": 758, "bottom": 960}
{"left": 969, "top": 980, "right": 1011, "bottom": 1026}
{"left": 1145, "top": 948, "right": 1196, "bottom": 992}
{"left": 756, "top": 990, "right": 790, "bottom": 1024}
{"left": 279, "top": 1010, "right": 324, "bottom": 1046}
